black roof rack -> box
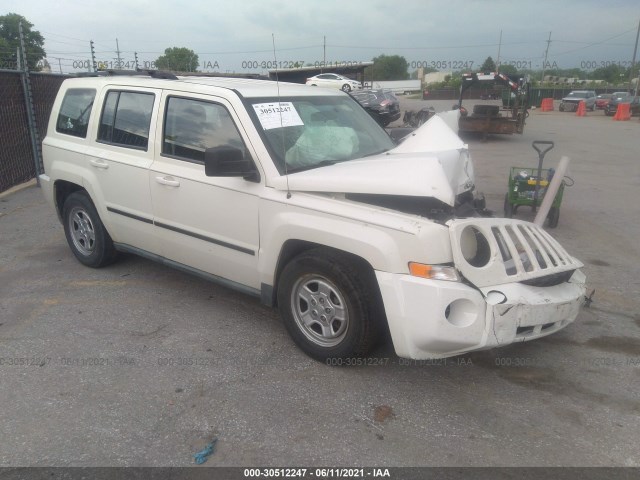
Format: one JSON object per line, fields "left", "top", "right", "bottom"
{"left": 74, "top": 69, "right": 178, "bottom": 80}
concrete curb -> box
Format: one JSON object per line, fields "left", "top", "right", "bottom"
{"left": 0, "top": 178, "right": 37, "bottom": 199}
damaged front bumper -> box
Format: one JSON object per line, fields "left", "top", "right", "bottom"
{"left": 376, "top": 269, "right": 586, "bottom": 360}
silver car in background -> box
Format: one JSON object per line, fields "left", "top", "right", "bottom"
{"left": 559, "top": 90, "right": 596, "bottom": 111}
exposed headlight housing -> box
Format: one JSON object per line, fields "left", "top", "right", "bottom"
{"left": 460, "top": 225, "right": 491, "bottom": 268}
{"left": 409, "top": 263, "right": 461, "bottom": 282}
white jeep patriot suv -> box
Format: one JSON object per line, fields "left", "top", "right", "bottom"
{"left": 40, "top": 71, "right": 586, "bottom": 361}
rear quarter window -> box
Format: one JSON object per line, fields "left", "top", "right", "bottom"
{"left": 56, "top": 88, "right": 96, "bottom": 138}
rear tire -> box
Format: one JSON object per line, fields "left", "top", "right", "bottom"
{"left": 504, "top": 193, "right": 513, "bottom": 218}
{"left": 62, "top": 192, "right": 118, "bottom": 268}
{"left": 547, "top": 207, "right": 560, "bottom": 228}
{"left": 277, "top": 249, "right": 380, "bottom": 362}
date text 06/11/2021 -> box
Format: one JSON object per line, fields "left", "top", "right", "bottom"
{"left": 243, "top": 468, "right": 391, "bottom": 477}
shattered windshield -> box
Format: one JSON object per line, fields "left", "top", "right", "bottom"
{"left": 247, "top": 95, "right": 395, "bottom": 174}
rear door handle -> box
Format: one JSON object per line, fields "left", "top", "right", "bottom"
{"left": 90, "top": 159, "right": 109, "bottom": 169}
{"left": 155, "top": 176, "right": 180, "bottom": 187}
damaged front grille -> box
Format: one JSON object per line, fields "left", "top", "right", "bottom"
{"left": 449, "top": 218, "right": 583, "bottom": 288}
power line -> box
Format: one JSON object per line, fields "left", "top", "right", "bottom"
{"left": 552, "top": 27, "right": 638, "bottom": 56}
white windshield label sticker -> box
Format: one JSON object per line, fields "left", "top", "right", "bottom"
{"left": 252, "top": 102, "right": 303, "bottom": 130}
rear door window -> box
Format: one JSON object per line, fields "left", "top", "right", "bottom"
{"left": 97, "top": 91, "right": 155, "bottom": 150}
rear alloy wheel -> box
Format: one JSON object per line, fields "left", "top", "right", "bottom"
{"left": 341, "top": 84, "right": 352, "bottom": 92}
{"left": 277, "top": 250, "right": 380, "bottom": 362}
{"left": 63, "top": 192, "right": 117, "bottom": 267}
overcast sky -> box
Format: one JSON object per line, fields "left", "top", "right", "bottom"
{"left": 5, "top": 0, "right": 640, "bottom": 74}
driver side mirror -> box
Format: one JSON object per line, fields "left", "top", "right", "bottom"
{"left": 204, "top": 146, "right": 259, "bottom": 182}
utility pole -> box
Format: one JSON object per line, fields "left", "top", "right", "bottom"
{"left": 496, "top": 30, "right": 502, "bottom": 72}
{"left": 16, "top": 47, "right": 21, "bottom": 70}
{"left": 541, "top": 32, "right": 552, "bottom": 84}
{"left": 629, "top": 19, "right": 640, "bottom": 95}
{"left": 322, "top": 35, "right": 326, "bottom": 73}
{"left": 134, "top": 52, "right": 139, "bottom": 70}
{"left": 115, "top": 38, "right": 122, "bottom": 69}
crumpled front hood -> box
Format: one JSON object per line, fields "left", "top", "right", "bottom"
{"left": 272, "top": 113, "right": 474, "bottom": 207}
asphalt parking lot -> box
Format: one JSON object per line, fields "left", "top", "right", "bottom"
{"left": 1, "top": 102, "right": 639, "bottom": 467}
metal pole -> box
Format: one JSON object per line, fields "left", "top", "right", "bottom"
{"left": 322, "top": 36, "right": 326, "bottom": 74}
{"left": 496, "top": 30, "right": 502, "bottom": 73}
{"left": 628, "top": 19, "right": 640, "bottom": 95}
{"left": 541, "top": 32, "right": 552, "bottom": 84}
{"left": 18, "top": 22, "right": 43, "bottom": 186}
{"left": 90, "top": 40, "right": 96, "bottom": 72}
{"left": 116, "top": 38, "right": 122, "bottom": 69}
{"left": 16, "top": 47, "right": 21, "bottom": 70}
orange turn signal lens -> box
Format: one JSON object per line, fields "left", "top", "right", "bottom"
{"left": 409, "top": 263, "right": 432, "bottom": 277}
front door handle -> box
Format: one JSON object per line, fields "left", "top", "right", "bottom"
{"left": 155, "top": 176, "right": 180, "bottom": 187}
{"left": 90, "top": 159, "right": 109, "bottom": 169}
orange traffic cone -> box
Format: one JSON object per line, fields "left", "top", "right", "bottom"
{"left": 576, "top": 100, "right": 586, "bottom": 116}
{"left": 541, "top": 98, "right": 554, "bottom": 111}
{"left": 613, "top": 103, "right": 631, "bottom": 121}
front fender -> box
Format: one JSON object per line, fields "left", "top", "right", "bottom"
{"left": 258, "top": 198, "right": 425, "bottom": 288}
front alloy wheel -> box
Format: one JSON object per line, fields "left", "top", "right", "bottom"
{"left": 277, "top": 249, "right": 381, "bottom": 362}
{"left": 341, "top": 84, "right": 352, "bottom": 92}
{"left": 290, "top": 274, "right": 349, "bottom": 348}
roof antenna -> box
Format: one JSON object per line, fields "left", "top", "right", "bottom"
{"left": 272, "top": 33, "right": 291, "bottom": 199}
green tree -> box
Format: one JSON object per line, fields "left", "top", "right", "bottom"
{"left": 480, "top": 56, "right": 496, "bottom": 72}
{"left": 0, "top": 13, "right": 46, "bottom": 70}
{"left": 544, "top": 67, "right": 587, "bottom": 79}
{"left": 366, "top": 54, "right": 409, "bottom": 81}
{"left": 497, "top": 64, "right": 517, "bottom": 75}
{"left": 155, "top": 47, "right": 199, "bottom": 72}
{"left": 589, "top": 64, "right": 627, "bottom": 85}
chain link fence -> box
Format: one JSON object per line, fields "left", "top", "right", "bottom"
{"left": 0, "top": 70, "right": 65, "bottom": 193}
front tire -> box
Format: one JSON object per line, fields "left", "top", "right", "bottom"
{"left": 62, "top": 192, "right": 118, "bottom": 268}
{"left": 277, "top": 250, "right": 380, "bottom": 362}
{"left": 341, "top": 84, "right": 351, "bottom": 92}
